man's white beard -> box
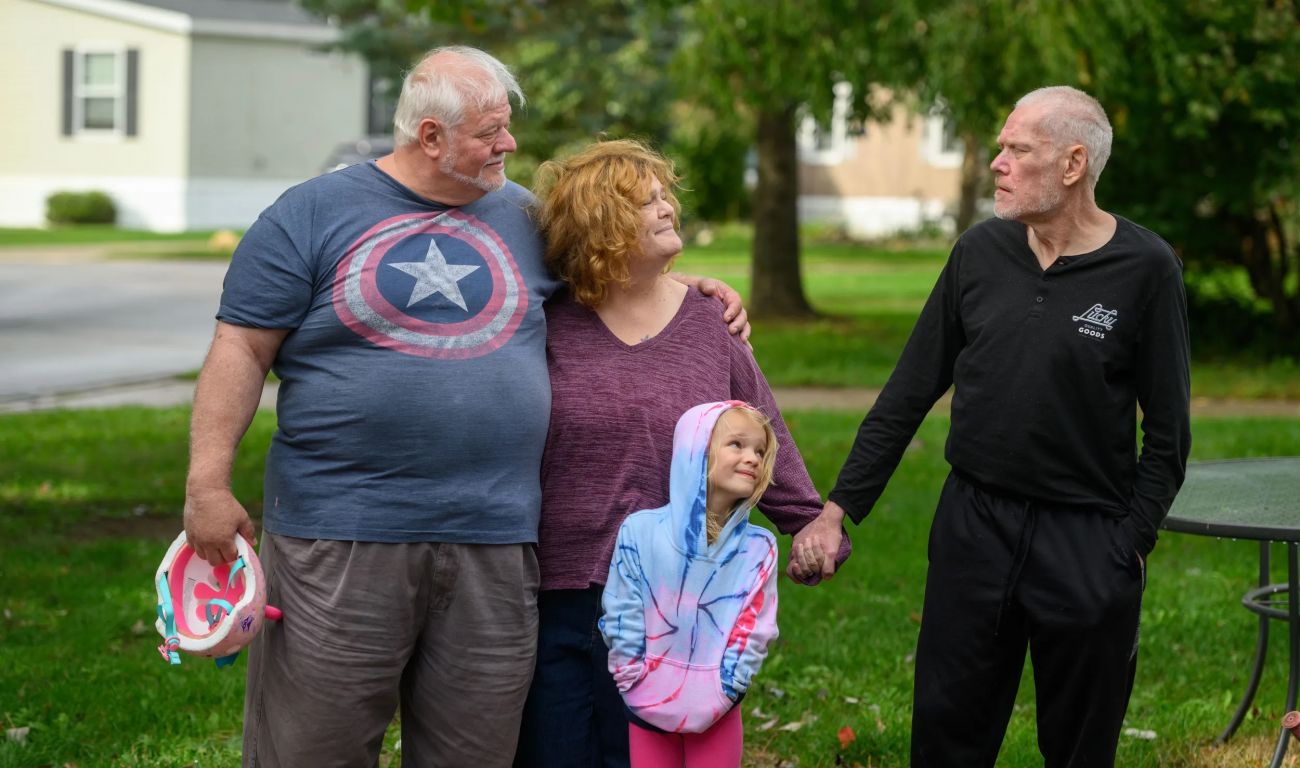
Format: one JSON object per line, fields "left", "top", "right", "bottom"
{"left": 994, "top": 181, "right": 1065, "bottom": 221}
{"left": 440, "top": 149, "right": 506, "bottom": 195}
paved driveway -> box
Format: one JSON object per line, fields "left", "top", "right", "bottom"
{"left": 0, "top": 256, "right": 228, "bottom": 401}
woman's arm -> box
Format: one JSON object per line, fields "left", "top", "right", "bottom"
{"left": 729, "top": 336, "right": 852, "bottom": 583}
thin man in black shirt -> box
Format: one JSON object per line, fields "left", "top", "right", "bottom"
{"left": 789, "top": 86, "right": 1191, "bottom": 766}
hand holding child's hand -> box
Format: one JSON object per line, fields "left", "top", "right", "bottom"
{"left": 787, "top": 502, "right": 846, "bottom": 585}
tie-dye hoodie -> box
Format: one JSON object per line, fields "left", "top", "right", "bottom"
{"left": 600, "top": 401, "right": 779, "bottom": 734}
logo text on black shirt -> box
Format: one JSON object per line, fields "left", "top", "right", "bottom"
{"left": 1073, "top": 303, "right": 1118, "bottom": 339}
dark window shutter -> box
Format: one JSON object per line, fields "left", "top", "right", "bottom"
{"left": 125, "top": 48, "right": 139, "bottom": 137}
{"left": 62, "top": 49, "right": 74, "bottom": 136}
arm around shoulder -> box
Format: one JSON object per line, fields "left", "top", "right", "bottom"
{"left": 671, "top": 272, "right": 750, "bottom": 341}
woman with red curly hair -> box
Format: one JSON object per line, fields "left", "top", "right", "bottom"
{"left": 515, "top": 139, "right": 850, "bottom": 767}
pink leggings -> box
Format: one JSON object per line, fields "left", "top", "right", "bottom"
{"left": 628, "top": 705, "right": 743, "bottom": 768}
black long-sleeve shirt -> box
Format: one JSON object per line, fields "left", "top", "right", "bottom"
{"left": 828, "top": 215, "right": 1191, "bottom": 555}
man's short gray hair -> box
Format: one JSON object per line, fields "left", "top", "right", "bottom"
{"left": 393, "top": 45, "right": 525, "bottom": 147}
{"left": 1016, "top": 86, "right": 1113, "bottom": 189}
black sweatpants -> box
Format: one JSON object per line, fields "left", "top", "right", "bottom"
{"left": 911, "top": 472, "right": 1145, "bottom": 768}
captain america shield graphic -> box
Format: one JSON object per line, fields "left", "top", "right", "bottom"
{"left": 332, "top": 210, "right": 528, "bottom": 359}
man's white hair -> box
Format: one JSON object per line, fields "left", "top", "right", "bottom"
{"left": 393, "top": 45, "right": 525, "bottom": 147}
{"left": 1016, "top": 86, "right": 1113, "bottom": 189}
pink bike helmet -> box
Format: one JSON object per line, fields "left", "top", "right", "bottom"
{"left": 153, "top": 531, "right": 280, "bottom": 667}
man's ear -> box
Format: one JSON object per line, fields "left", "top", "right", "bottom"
{"left": 417, "top": 118, "right": 445, "bottom": 160}
{"left": 1062, "top": 144, "right": 1088, "bottom": 188}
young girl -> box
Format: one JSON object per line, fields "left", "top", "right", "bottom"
{"left": 600, "top": 401, "right": 781, "bottom": 767}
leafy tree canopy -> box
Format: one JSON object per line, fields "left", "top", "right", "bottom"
{"left": 1091, "top": 0, "right": 1300, "bottom": 340}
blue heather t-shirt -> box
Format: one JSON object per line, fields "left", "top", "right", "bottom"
{"left": 219, "top": 162, "right": 560, "bottom": 543}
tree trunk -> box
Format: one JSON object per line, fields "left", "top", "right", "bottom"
{"left": 751, "top": 104, "right": 814, "bottom": 319}
{"left": 955, "top": 132, "right": 985, "bottom": 234}
{"left": 1266, "top": 201, "right": 1299, "bottom": 334}
{"left": 1238, "top": 211, "right": 1298, "bottom": 338}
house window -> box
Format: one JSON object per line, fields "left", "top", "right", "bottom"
{"left": 62, "top": 48, "right": 139, "bottom": 138}
{"left": 920, "top": 103, "right": 963, "bottom": 169}
{"left": 78, "top": 51, "right": 123, "bottom": 131}
{"left": 367, "top": 75, "right": 397, "bottom": 137}
{"left": 798, "top": 81, "right": 855, "bottom": 166}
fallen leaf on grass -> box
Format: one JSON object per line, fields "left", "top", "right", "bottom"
{"left": 838, "top": 725, "right": 856, "bottom": 749}
{"left": 6, "top": 727, "right": 30, "bottom": 745}
{"left": 779, "top": 712, "right": 819, "bottom": 732}
{"left": 756, "top": 717, "right": 781, "bottom": 732}
{"left": 1122, "top": 727, "right": 1157, "bottom": 740}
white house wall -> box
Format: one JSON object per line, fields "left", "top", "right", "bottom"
{"left": 0, "top": 175, "right": 189, "bottom": 230}
{"left": 0, "top": 0, "right": 190, "bottom": 229}
{"left": 186, "top": 35, "right": 365, "bottom": 229}
{"left": 799, "top": 195, "right": 951, "bottom": 240}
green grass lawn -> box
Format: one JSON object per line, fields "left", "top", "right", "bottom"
{"left": 0, "top": 224, "right": 1293, "bottom": 765}
{"left": 2, "top": 407, "right": 1298, "bottom": 767}
{"left": 0, "top": 227, "right": 237, "bottom": 262}
{"left": 0, "top": 227, "right": 219, "bottom": 247}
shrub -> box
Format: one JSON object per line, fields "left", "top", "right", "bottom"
{"left": 46, "top": 190, "right": 117, "bottom": 225}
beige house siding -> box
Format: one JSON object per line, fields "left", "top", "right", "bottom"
{"left": 0, "top": 0, "right": 189, "bottom": 179}
{"left": 803, "top": 107, "right": 961, "bottom": 199}
{"left": 798, "top": 101, "right": 966, "bottom": 238}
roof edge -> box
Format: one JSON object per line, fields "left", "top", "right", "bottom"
{"left": 32, "top": 0, "right": 191, "bottom": 34}
{"left": 192, "top": 19, "right": 341, "bottom": 44}
{"left": 31, "top": 0, "right": 344, "bottom": 43}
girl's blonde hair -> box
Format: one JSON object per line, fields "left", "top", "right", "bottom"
{"left": 706, "top": 406, "right": 779, "bottom": 543}
{"left": 532, "top": 139, "right": 681, "bottom": 308}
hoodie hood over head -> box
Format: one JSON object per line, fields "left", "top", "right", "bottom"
{"left": 667, "top": 400, "right": 757, "bottom": 555}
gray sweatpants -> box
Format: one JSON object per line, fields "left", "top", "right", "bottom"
{"left": 242, "top": 533, "right": 539, "bottom": 767}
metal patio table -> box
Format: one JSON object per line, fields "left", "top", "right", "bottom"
{"left": 1162, "top": 457, "right": 1300, "bottom": 767}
